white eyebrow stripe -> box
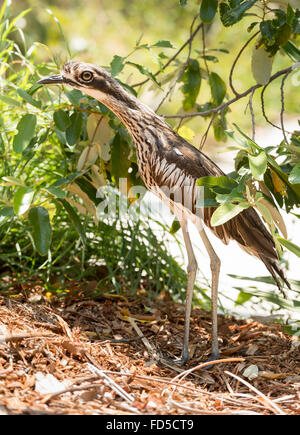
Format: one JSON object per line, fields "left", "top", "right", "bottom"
{"left": 174, "top": 148, "right": 183, "bottom": 156}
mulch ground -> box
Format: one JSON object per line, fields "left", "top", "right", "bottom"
{"left": 0, "top": 289, "right": 300, "bottom": 415}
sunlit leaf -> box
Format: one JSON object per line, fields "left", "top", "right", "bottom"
{"left": 170, "top": 218, "right": 181, "bottom": 235}
{"left": 211, "top": 201, "right": 249, "bottom": 226}
{"left": 249, "top": 151, "right": 267, "bottom": 180}
{"left": 177, "top": 125, "right": 195, "bottom": 142}
{"left": 13, "top": 186, "right": 34, "bottom": 215}
{"left": 251, "top": 43, "right": 274, "bottom": 85}
{"left": 278, "top": 237, "right": 300, "bottom": 258}
{"left": 13, "top": 114, "right": 36, "bottom": 154}
{"left": 17, "top": 88, "right": 41, "bottom": 108}
{"left": 126, "top": 61, "right": 160, "bottom": 86}
{"left": 110, "top": 55, "right": 125, "bottom": 77}
{"left": 289, "top": 163, "right": 300, "bottom": 184}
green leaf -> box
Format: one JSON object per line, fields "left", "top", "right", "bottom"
{"left": 200, "top": 0, "right": 218, "bottom": 23}
{"left": 13, "top": 186, "right": 34, "bottom": 215}
{"left": 44, "top": 186, "right": 67, "bottom": 198}
{"left": 211, "top": 201, "right": 249, "bottom": 226}
{"left": 17, "top": 88, "right": 41, "bottom": 108}
{"left": 213, "top": 117, "right": 227, "bottom": 142}
{"left": 278, "top": 237, "right": 300, "bottom": 258}
{"left": 196, "top": 186, "right": 219, "bottom": 207}
{"left": 180, "top": 59, "right": 201, "bottom": 110}
{"left": 28, "top": 206, "right": 52, "bottom": 256}
{"left": 58, "top": 198, "right": 86, "bottom": 244}
{"left": 0, "top": 95, "right": 22, "bottom": 107}
{"left": 13, "top": 114, "right": 36, "bottom": 154}
{"left": 235, "top": 291, "right": 253, "bottom": 306}
{"left": 0, "top": 206, "right": 14, "bottom": 224}
{"left": 249, "top": 151, "right": 268, "bottom": 180}
{"left": 196, "top": 175, "right": 237, "bottom": 192}
{"left": 53, "top": 110, "right": 71, "bottom": 131}
{"left": 110, "top": 55, "right": 125, "bottom": 77}
{"left": 283, "top": 41, "right": 300, "bottom": 61}
{"left": 66, "top": 112, "right": 83, "bottom": 146}
{"left": 111, "top": 134, "right": 131, "bottom": 182}
{"left": 66, "top": 89, "right": 83, "bottom": 105}
{"left": 251, "top": 44, "right": 274, "bottom": 85}
{"left": 209, "top": 72, "right": 227, "bottom": 105}
{"left": 288, "top": 163, "right": 300, "bottom": 184}
{"left": 219, "top": 0, "right": 257, "bottom": 27}
{"left": 179, "top": 0, "right": 187, "bottom": 5}
{"left": 126, "top": 62, "right": 160, "bottom": 86}
{"left": 170, "top": 219, "right": 181, "bottom": 235}
{"left": 152, "top": 40, "right": 174, "bottom": 48}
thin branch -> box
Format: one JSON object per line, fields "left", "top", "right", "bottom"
{"left": 162, "top": 62, "right": 300, "bottom": 119}
{"left": 249, "top": 87, "right": 256, "bottom": 141}
{"left": 199, "top": 112, "right": 217, "bottom": 150}
{"left": 229, "top": 31, "right": 259, "bottom": 97}
{"left": 131, "top": 21, "right": 203, "bottom": 88}
{"left": 202, "top": 24, "right": 210, "bottom": 77}
{"left": 155, "top": 15, "right": 198, "bottom": 112}
{"left": 260, "top": 81, "right": 281, "bottom": 130}
{"left": 280, "top": 71, "right": 290, "bottom": 145}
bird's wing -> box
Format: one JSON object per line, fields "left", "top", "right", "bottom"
{"left": 151, "top": 133, "right": 278, "bottom": 259}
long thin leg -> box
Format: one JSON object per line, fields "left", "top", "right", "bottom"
{"left": 196, "top": 222, "right": 221, "bottom": 359}
{"left": 176, "top": 218, "right": 198, "bottom": 364}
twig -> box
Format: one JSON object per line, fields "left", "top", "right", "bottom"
{"left": 86, "top": 361, "right": 134, "bottom": 403}
{"left": 128, "top": 316, "right": 160, "bottom": 362}
{"left": 1, "top": 333, "right": 56, "bottom": 343}
{"left": 280, "top": 71, "right": 290, "bottom": 145}
{"left": 155, "top": 15, "right": 199, "bottom": 112}
{"left": 224, "top": 370, "right": 286, "bottom": 415}
{"left": 199, "top": 112, "right": 217, "bottom": 150}
{"left": 201, "top": 24, "right": 210, "bottom": 78}
{"left": 260, "top": 82, "right": 281, "bottom": 130}
{"left": 249, "top": 87, "right": 256, "bottom": 141}
{"left": 163, "top": 62, "right": 300, "bottom": 119}
{"left": 229, "top": 31, "right": 259, "bottom": 97}
{"left": 168, "top": 398, "right": 261, "bottom": 415}
{"left": 172, "top": 358, "right": 245, "bottom": 384}
{"left": 132, "top": 22, "right": 203, "bottom": 88}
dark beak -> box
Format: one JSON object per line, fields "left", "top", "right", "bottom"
{"left": 37, "top": 74, "right": 65, "bottom": 85}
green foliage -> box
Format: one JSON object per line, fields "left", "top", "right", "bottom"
{"left": 0, "top": 0, "right": 299, "bottom": 316}
{"left": 28, "top": 206, "right": 52, "bottom": 256}
{"left": 200, "top": 0, "right": 218, "bottom": 24}
{"left": 180, "top": 59, "right": 201, "bottom": 110}
{"left": 219, "top": 0, "right": 257, "bottom": 27}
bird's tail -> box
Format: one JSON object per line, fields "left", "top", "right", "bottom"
{"left": 259, "top": 255, "right": 291, "bottom": 295}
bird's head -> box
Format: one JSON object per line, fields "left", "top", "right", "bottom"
{"left": 37, "top": 60, "right": 125, "bottom": 104}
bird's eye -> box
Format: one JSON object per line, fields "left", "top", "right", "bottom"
{"left": 80, "top": 71, "right": 93, "bottom": 82}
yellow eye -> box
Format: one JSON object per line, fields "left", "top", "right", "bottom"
{"left": 81, "top": 71, "right": 93, "bottom": 82}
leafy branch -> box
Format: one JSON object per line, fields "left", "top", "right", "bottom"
{"left": 162, "top": 62, "right": 300, "bottom": 119}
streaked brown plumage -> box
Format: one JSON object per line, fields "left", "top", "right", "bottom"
{"left": 38, "top": 61, "right": 290, "bottom": 364}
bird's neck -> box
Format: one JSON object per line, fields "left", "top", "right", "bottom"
{"left": 84, "top": 81, "right": 170, "bottom": 150}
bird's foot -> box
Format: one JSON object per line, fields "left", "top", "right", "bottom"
{"left": 200, "top": 350, "right": 220, "bottom": 370}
